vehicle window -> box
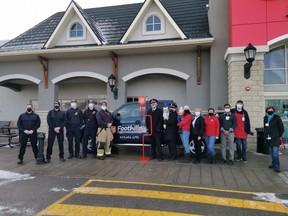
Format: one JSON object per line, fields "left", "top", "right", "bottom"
{"left": 117, "top": 104, "right": 140, "bottom": 119}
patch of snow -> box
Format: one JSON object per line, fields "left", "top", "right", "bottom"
{"left": 0, "top": 170, "right": 34, "bottom": 187}
{"left": 253, "top": 193, "right": 288, "bottom": 204}
{"left": 49, "top": 187, "right": 69, "bottom": 192}
{"left": 0, "top": 206, "right": 35, "bottom": 215}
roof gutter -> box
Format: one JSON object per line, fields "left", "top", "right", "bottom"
{"left": 0, "top": 37, "right": 214, "bottom": 60}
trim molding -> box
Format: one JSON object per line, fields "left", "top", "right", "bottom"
{"left": 51, "top": 71, "right": 107, "bottom": 84}
{"left": 0, "top": 74, "right": 41, "bottom": 84}
{"left": 122, "top": 68, "right": 190, "bottom": 82}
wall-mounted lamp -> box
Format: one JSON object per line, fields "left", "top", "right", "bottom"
{"left": 108, "top": 74, "right": 118, "bottom": 100}
{"left": 244, "top": 43, "right": 257, "bottom": 79}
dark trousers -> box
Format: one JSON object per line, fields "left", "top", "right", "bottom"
{"left": 18, "top": 132, "right": 38, "bottom": 160}
{"left": 66, "top": 127, "right": 81, "bottom": 156}
{"left": 150, "top": 135, "right": 162, "bottom": 159}
{"left": 46, "top": 129, "right": 64, "bottom": 159}
{"left": 82, "top": 127, "right": 97, "bottom": 156}
{"left": 166, "top": 139, "right": 177, "bottom": 159}
{"left": 193, "top": 134, "right": 202, "bottom": 161}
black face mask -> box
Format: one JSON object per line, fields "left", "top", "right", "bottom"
{"left": 267, "top": 111, "right": 274, "bottom": 115}
{"left": 54, "top": 105, "right": 60, "bottom": 109}
{"left": 27, "top": 108, "right": 32, "bottom": 112}
{"left": 208, "top": 113, "right": 214, "bottom": 116}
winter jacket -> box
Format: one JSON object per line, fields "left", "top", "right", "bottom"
{"left": 83, "top": 108, "right": 98, "bottom": 128}
{"left": 47, "top": 109, "right": 66, "bottom": 130}
{"left": 204, "top": 115, "right": 220, "bottom": 137}
{"left": 191, "top": 116, "right": 204, "bottom": 136}
{"left": 164, "top": 110, "right": 178, "bottom": 140}
{"left": 146, "top": 107, "right": 163, "bottom": 136}
{"left": 219, "top": 112, "right": 237, "bottom": 131}
{"left": 177, "top": 114, "right": 192, "bottom": 132}
{"left": 17, "top": 112, "right": 41, "bottom": 133}
{"left": 263, "top": 114, "right": 284, "bottom": 147}
{"left": 65, "top": 108, "right": 83, "bottom": 129}
{"left": 96, "top": 109, "right": 113, "bottom": 128}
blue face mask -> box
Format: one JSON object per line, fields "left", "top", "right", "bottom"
{"left": 267, "top": 111, "right": 274, "bottom": 115}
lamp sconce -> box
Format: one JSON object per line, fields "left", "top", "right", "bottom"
{"left": 243, "top": 43, "right": 257, "bottom": 79}
{"left": 108, "top": 74, "right": 118, "bottom": 100}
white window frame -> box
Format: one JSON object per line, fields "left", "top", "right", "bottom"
{"left": 142, "top": 13, "right": 165, "bottom": 35}
{"left": 67, "top": 21, "right": 86, "bottom": 41}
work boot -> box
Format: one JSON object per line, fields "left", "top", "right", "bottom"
{"left": 17, "top": 159, "right": 23, "bottom": 164}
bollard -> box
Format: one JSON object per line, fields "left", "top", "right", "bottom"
{"left": 36, "top": 132, "right": 46, "bottom": 164}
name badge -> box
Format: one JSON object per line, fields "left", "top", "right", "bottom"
{"left": 267, "top": 136, "right": 271, "bottom": 140}
{"left": 242, "top": 117, "right": 245, "bottom": 122}
{"left": 265, "top": 123, "right": 269, "bottom": 127}
{"left": 225, "top": 116, "right": 230, "bottom": 120}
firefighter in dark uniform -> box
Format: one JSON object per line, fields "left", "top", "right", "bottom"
{"left": 46, "top": 101, "right": 66, "bottom": 163}
{"left": 82, "top": 100, "right": 98, "bottom": 158}
{"left": 146, "top": 99, "right": 164, "bottom": 161}
{"left": 17, "top": 104, "right": 41, "bottom": 164}
{"left": 96, "top": 101, "right": 114, "bottom": 160}
{"left": 65, "top": 99, "right": 83, "bottom": 159}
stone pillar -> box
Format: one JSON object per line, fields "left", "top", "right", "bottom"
{"left": 225, "top": 46, "right": 269, "bottom": 146}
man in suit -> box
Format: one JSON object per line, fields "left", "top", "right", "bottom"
{"left": 146, "top": 99, "right": 163, "bottom": 161}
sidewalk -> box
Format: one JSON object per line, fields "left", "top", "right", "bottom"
{"left": 0, "top": 142, "right": 287, "bottom": 193}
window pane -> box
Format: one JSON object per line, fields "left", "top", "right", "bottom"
{"left": 154, "top": 16, "right": 161, "bottom": 23}
{"left": 146, "top": 17, "right": 153, "bottom": 24}
{"left": 77, "top": 31, "right": 83, "bottom": 37}
{"left": 76, "top": 23, "right": 83, "bottom": 30}
{"left": 146, "top": 25, "right": 153, "bottom": 31}
{"left": 264, "top": 46, "right": 285, "bottom": 69}
{"left": 70, "top": 31, "right": 76, "bottom": 37}
{"left": 71, "top": 24, "right": 77, "bottom": 31}
{"left": 154, "top": 24, "right": 161, "bottom": 31}
{"left": 264, "top": 70, "right": 286, "bottom": 84}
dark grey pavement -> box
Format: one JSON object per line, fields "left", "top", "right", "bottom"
{"left": 0, "top": 141, "right": 287, "bottom": 193}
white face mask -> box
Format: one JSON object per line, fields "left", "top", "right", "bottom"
{"left": 224, "top": 108, "right": 230, "bottom": 113}
{"left": 195, "top": 111, "right": 200, "bottom": 116}
{"left": 71, "top": 103, "right": 77, "bottom": 109}
{"left": 151, "top": 103, "right": 157, "bottom": 109}
{"left": 88, "top": 103, "right": 94, "bottom": 110}
{"left": 101, "top": 106, "right": 107, "bottom": 110}
{"left": 236, "top": 104, "right": 243, "bottom": 110}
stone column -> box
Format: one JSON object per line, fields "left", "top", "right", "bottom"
{"left": 225, "top": 46, "right": 269, "bottom": 145}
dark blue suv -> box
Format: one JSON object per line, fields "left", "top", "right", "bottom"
{"left": 112, "top": 100, "right": 172, "bottom": 145}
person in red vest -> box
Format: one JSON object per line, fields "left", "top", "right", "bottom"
{"left": 231, "top": 100, "right": 252, "bottom": 162}
{"left": 204, "top": 108, "right": 220, "bottom": 164}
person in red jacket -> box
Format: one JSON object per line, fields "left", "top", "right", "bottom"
{"left": 177, "top": 105, "right": 192, "bottom": 163}
{"left": 204, "top": 108, "right": 220, "bottom": 164}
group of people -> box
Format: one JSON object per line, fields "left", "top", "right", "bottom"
{"left": 146, "top": 99, "right": 284, "bottom": 173}
{"left": 16, "top": 100, "right": 114, "bottom": 164}
{"left": 16, "top": 98, "right": 284, "bottom": 173}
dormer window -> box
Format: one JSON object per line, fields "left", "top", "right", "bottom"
{"left": 70, "top": 22, "right": 83, "bottom": 38}
{"left": 146, "top": 15, "right": 161, "bottom": 32}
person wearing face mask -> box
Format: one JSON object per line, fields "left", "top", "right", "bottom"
{"left": 82, "top": 100, "right": 98, "bottom": 159}
{"left": 65, "top": 99, "right": 83, "bottom": 159}
{"left": 17, "top": 104, "right": 41, "bottom": 164}
{"left": 264, "top": 106, "right": 284, "bottom": 173}
{"left": 146, "top": 99, "right": 164, "bottom": 161}
{"left": 177, "top": 105, "right": 192, "bottom": 163}
{"left": 191, "top": 108, "right": 205, "bottom": 164}
{"left": 96, "top": 101, "right": 114, "bottom": 160}
{"left": 46, "top": 101, "right": 66, "bottom": 163}
{"left": 230, "top": 100, "right": 252, "bottom": 162}
{"left": 219, "top": 103, "right": 237, "bottom": 165}
{"left": 163, "top": 102, "right": 178, "bottom": 160}
{"left": 204, "top": 108, "right": 219, "bottom": 164}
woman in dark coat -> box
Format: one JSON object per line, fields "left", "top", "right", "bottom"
{"left": 191, "top": 108, "right": 205, "bottom": 164}
{"left": 164, "top": 102, "right": 178, "bottom": 160}
{"left": 263, "top": 106, "right": 284, "bottom": 173}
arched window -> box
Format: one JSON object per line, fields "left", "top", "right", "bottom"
{"left": 70, "top": 22, "right": 83, "bottom": 38}
{"left": 264, "top": 46, "right": 286, "bottom": 84}
{"left": 146, "top": 15, "right": 161, "bottom": 32}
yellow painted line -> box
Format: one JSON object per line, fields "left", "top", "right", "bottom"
{"left": 89, "top": 179, "right": 255, "bottom": 195}
{"left": 35, "top": 179, "right": 93, "bottom": 216}
{"left": 37, "top": 203, "right": 200, "bottom": 216}
{"left": 74, "top": 187, "right": 288, "bottom": 214}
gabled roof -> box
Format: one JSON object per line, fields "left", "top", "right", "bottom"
{"left": 120, "top": 0, "right": 187, "bottom": 44}
{"left": 0, "top": 0, "right": 212, "bottom": 53}
{"left": 44, "top": 1, "right": 104, "bottom": 48}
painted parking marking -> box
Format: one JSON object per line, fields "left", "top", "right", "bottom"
{"left": 36, "top": 179, "right": 288, "bottom": 216}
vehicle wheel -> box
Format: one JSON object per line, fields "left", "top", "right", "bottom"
{"left": 189, "top": 139, "right": 207, "bottom": 157}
